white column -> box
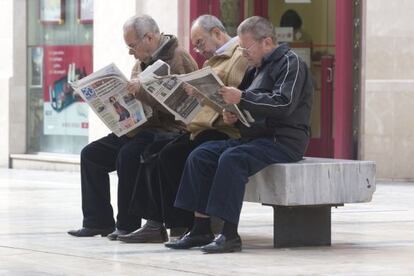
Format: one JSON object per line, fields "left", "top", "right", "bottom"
{"left": 90, "top": 0, "right": 139, "bottom": 142}
{"left": 363, "top": 0, "right": 414, "bottom": 180}
{"left": 0, "top": 0, "right": 15, "bottom": 167}
{"left": 137, "top": 0, "right": 179, "bottom": 36}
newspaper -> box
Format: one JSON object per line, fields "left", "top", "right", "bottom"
{"left": 139, "top": 60, "right": 250, "bottom": 127}
{"left": 71, "top": 63, "right": 148, "bottom": 137}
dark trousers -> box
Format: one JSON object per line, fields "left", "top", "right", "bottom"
{"left": 80, "top": 130, "right": 174, "bottom": 231}
{"left": 174, "top": 138, "right": 302, "bottom": 225}
{"left": 129, "top": 129, "right": 229, "bottom": 228}
{"left": 156, "top": 130, "right": 229, "bottom": 228}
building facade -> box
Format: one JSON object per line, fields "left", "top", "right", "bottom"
{"left": 1, "top": 0, "right": 413, "bottom": 180}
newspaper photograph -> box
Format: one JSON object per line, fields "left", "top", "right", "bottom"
{"left": 71, "top": 63, "right": 148, "bottom": 137}
{"left": 139, "top": 60, "right": 250, "bottom": 127}
{"left": 180, "top": 67, "right": 250, "bottom": 127}
{"left": 139, "top": 60, "right": 202, "bottom": 124}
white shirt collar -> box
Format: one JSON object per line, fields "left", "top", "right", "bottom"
{"left": 215, "top": 36, "right": 239, "bottom": 56}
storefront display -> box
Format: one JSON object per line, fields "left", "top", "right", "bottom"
{"left": 27, "top": 0, "right": 93, "bottom": 154}
{"left": 43, "top": 45, "right": 92, "bottom": 136}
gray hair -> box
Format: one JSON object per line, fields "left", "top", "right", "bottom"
{"left": 123, "top": 15, "right": 160, "bottom": 39}
{"left": 191, "top": 14, "right": 227, "bottom": 33}
{"left": 237, "top": 16, "right": 276, "bottom": 42}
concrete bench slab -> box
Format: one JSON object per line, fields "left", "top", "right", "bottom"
{"left": 243, "top": 157, "right": 376, "bottom": 248}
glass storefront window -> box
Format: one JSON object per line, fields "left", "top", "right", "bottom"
{"left": 27, "top": 0, "right": 93, "bottom": 154}
{"left": 220, "top": 0, "right": 243, "bottom": 36}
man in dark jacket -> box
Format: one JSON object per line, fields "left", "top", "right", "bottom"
{"left": 68, "top": 15, "right": 198, "bottom": 241}
{"left": 166, "top": 16, "right": 313, "bottom": 253}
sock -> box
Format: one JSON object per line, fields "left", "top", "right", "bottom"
{"left": 222, "top": 221, "right": 238, "bottom": 240}
{"left": 189, "top": 217, "right": 212, "bottom": 236}
{"left": 145, "top": 220, "right": 163, "bottom": 229}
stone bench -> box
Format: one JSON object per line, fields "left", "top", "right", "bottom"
{"left": 244, "top": 157, "right": 376, "bottom": 248}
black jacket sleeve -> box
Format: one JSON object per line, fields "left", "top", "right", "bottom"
{"left": 239, "top": 51, "right": 308, "bottom": 119}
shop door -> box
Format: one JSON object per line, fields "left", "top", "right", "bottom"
{"left": 266, "top": 1, "right": 337, "bottom": 157}
{"left": 190, "top": 0, "right": 355, "bottom": 158}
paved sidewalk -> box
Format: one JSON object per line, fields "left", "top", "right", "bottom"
{"left": 0, "top": 168, "right": 413, "bottom": 275}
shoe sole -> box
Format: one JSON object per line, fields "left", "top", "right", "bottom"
{"left": 164, "top": 244, "right": 193, "bottom": 249}
{"left": 67, "top": 232, "right": 113, "bottom": 237}
{"left": 165, "top": 240, "right": 213, "bottom": 249}
{"left": 201, "top": 246, "right": 242, "bottom": 254}
{"left": 118, "top": 238, "right": 168, "bottom": 243}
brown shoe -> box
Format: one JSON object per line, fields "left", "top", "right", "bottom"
{"left": 117, "top": 223, "right": 168, "bottom": 243}
{"left": 67, "top": 227, "right": 114, "bottom": 237}
{"left": 107, "top": 229, "right": 131, "bottom": 241}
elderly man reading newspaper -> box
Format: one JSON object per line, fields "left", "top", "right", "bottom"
{"left": 68, "top": 15, "right": 198, "bottom": 241}
{"left": 167, "top": 16, "right": 313, "bottom": 253}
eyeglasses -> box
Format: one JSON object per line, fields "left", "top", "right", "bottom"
{"left": 239, "top": 41, "right": 257, "bottom": 54}
{"left": 126, "top": 40, "right": 140, "bottom": 52}
{"left": 193, "top": 39, "right": 206, "bottom": 53}
{"left": 126, "top": 34, "right": 148, "bottom": 52}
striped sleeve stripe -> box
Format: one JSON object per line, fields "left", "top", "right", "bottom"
{"left": 241, "top": 50, "right": 300, "bottom": 108}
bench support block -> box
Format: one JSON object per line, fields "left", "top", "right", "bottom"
{"left": 271, "top": 205, "right": 332, "bottom": 248}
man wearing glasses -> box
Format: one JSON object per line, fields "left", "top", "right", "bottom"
{"left": 118, "top": 14, "right": 249, "bottom": 244}
{"left": 68, "top": 15, "right": 197, "bottom": 241}
{"left": 168, "top": 16, "right": 313, "bottom": 253}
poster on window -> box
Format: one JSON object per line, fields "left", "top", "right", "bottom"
{"left": 43, "top": 45, "right": 92, "bottom": 136}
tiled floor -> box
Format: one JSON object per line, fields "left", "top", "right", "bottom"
{"left": 0, "top": 168, "right": 413, "bottom": 275}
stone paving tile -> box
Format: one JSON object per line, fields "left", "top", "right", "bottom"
{"left": 0, "top": 168, "right": 414, "bottom": 275}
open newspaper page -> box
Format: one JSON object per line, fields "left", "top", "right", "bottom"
{"left": 180, "top": 66, "right": 250, "bottom": 127}
{"left": 139, "top": 60, "right": 250, "bottom": 127}
{"left": 139, "top": 60, "right": 202, "bottom": 124}
{"left": 71, "top": 63, "right": 148, "bottom": 137}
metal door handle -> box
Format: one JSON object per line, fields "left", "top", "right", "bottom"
{"left": 326, "top": 68, "right": 333, "bottom": 83}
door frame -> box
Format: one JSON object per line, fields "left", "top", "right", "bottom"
{"left": 334, "top": 0, "right": 354, "bottom": 159}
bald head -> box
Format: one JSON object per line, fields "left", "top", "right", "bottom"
{"left": 123, "top": 15, "right": 160, "bottom": 39}
{"left": 123, "top": 15, "right": 162, "bottom": 63}
{"left": 191, "top": 14, "right": 227, "bottom": 33}
{"left": 190, "top": 15, "right": 231, "bottom": 59}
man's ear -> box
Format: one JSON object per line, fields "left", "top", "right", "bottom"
{"left": 210, "top": 27, "right": 222, "bottom": 39}
{"left": 145, "top": 32, "right": 155, "bottom": 42}
{"left": 263, "top": 37, "right": 274, "bottom": 48}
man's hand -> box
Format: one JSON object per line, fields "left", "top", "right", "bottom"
{"left": 126, "top": 79, "right": 141, "bottom": 97}
{"left": 183, "top": 83, "right": 196, "bottom": 96}
{"left": 219, "top": 86, "right": 242, "bottom": 104}
{"left": 183, "top": 83, "right": 204, "bottom": 104}
{"left": 222, "top": 110, "right": 238, "bottom": 125}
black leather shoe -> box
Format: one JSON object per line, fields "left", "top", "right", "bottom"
{"left": 67, "top": 227, "right": 114, "bottom": 237}
{"left": 200, "top": 234, "right": 242, "bottom": 253}
{"left": 117, "top": 224, "right": 168, "bottom": 243}
{"left": 107, "top": 229, "right": 131, "bottom": 241}
{"left": 164, "top": 232, "right": 214, "bottom": 249}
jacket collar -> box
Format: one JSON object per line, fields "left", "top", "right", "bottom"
{"left": 214, "top": 36, "right": 239, "bottom": 56}
{"left": 141, "top": 34, "right": 178, "bottom": 70}
{"left": 206, "top": 37, "right": 240, "bottom": 65}
{"left": 260, "top": 43, "right": 290, "bottom": 67}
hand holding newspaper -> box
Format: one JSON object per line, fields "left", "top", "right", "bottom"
{"left": 139, "top": 60, "right": 251, "bottom": 127}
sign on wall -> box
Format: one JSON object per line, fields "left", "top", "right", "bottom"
{"left": 43, "top": 45, "right": 92, "bottom": 136}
